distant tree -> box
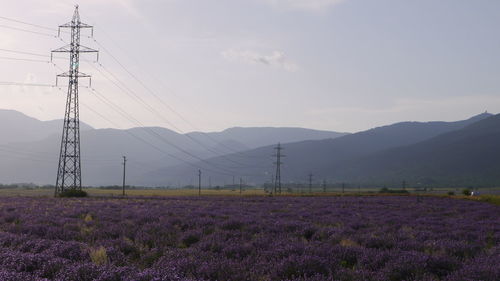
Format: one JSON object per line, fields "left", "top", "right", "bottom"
{"left": 59, "top": 189, "right": 88, "bottom": 197}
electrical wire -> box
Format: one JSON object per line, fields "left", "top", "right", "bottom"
{"left": 0, "top": 15, "right": 269, "bottom": 176}
{"left": 0, "top": 24, "right": 57, "bottom": 37}
{"left": 80, "top": 95, "right": 237, "bottom": 176}
{"left": 0, "top": 48, "right": 49, "bottom": 58}
{"left": 0, "top": 16, "right": 264, "bottom": 164}
{"left": 0, "top": 56, "right": 50, "bottom": 63}
{"left": 0, "top": 14, "right": 264, "bottom": 160}
{"left": 91, "top": 35, "right": 264, "bottom": 159}
{"left": 0, "top": 81, "right": 56, "bottom": 87}
{"left": 89, "top": 87, "right": 246, "bottom": 175}
{"left": 0, "top": 15, "right": 58, "bottom": 31}
{"left": 87, "top": 60, "right": 266, "bottom": 168}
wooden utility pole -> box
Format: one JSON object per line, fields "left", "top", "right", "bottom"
{"left": 239, "top": 177, "right": 243, "bottom": 195}
{"left": 308, "top": 173, "right": 313, "bottom": 193}
{"left": 122, "top": 156, "right": 127, "bottom": 196}
{"left": 198, "top": 170, "right": 202, "bottom": 196}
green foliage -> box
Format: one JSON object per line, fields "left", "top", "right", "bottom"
{"left": 447, "top": 191, "right": 455, "bottom": 196}
{"left": 475, "top": 195, "right": 500, "bottom": 206}
{"left": 59, "top": 189, "right": 88, "bottom": 197}
{"left": 181, "top": 234, "right": 200, "bottom": 248}
{"left": 379, "top": 187, "right": 409, "bottom": 194}
{"left": 462, "top": 189, "right": 471, "bottom": 196}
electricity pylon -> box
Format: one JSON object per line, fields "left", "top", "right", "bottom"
{"left": 52, "top": 6, "right": 98, "bottom": 196}
{"left": 273, "top": 143, "right": 284, "bottom": 194}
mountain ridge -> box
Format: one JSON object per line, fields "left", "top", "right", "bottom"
{"left": 142, "top": 112, "right": 494, "bottom": 186}
{"left": 0, "top": 109, "right": 348, "bottom": 185}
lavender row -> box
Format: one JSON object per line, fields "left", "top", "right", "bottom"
{"left": 0, "top": 196, "right": 498, "bottom": 280}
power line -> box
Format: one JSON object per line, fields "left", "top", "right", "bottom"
{"left": 0, "top": 144, "right": 114, "bottom": 163}
{"left": 0, "top": 56, "right": 50, "bottom": 63}
{"left": 90, "top": 87, "right": 242, "bottom": 175}
{"left": 0, "top": 15, "right": 267, "bottom": 176}
{"left": 91, "top": 36, "right": 262, "bottom": 159}
{"left": 83, "top": 88, "right": 238, "bottom": 177}
{"left": 0, "top": 81, "right": 56, "bottom": 87}
{"left": 86, "top": 60, "right": 266, "bottom": 169}
{"left": 0, "top": 48, "right": 50, "bottom": 58}
{"left": 0, "top": 15, "right": 58, "bottom": 31}
{"left": 0, "top": 14, "right": 262, "bottom": 159}
{"left": 0, "top": 16, "right": 264, "bottom": 161}
{"left": 0, "top": 24, "right": 57, "bottom": 37}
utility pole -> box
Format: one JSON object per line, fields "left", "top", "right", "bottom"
{"left": 342, "top": 182, "right": 345, "bottom": 193}
{"left": 239, "top": 177, "right": 243, "bottom": 195}
{"left": 308, "top": 173, "right": 313, "bottom": 194}
{"left": 402, "top": 180, "right": 407, "bottom": 191}
{"left": 323, "top": 180, "right": 327, "bottom": 193}
{"left": 273, "top": 143, "right": 284, "bottom": 195}
{"left": 122, "top": 156, "right": 127, "bottom": 196}
{"left": 209, "top": 176, "right": 212, "bottom": 189}
{"left": 53, "top": 6, "right": 98, "bottom": 196}
{"left": 198, "top": 170, "right": 201, "bottom": 196}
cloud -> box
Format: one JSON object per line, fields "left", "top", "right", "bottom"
{"left": 264, "top": 0, "right": 347, "bottom": 11}
{"left": 222, "top": 49, "right": 299, "bottom": 72}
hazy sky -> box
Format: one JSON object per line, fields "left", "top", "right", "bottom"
{"left": 1, "top": 0, "right": 499, "bottom": 133}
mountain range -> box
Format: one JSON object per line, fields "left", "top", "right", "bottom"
{"left": 0, "top": 109, "right": 498, "bottom": 187}
{"left": 0, "top": 109, "right": 93, "bottom": 145}
{"left": 144, "top": 112, "right": 496, "bottom": 187}
{"left": 0, "top": 109, "right": 347, "bottom": 186}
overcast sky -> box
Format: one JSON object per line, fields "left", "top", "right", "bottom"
{"left": 1, "top": 0, "right": 499, "bottom": 133}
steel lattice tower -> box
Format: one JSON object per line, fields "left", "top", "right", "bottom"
{"left": 273, "top": 143, "right": 284, "bottom": 194}
{"left": 52, "top": 6, "right": 98, "bottom": 196}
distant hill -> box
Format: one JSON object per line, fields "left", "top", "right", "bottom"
{"left": 0, "top": 109, "right": 347, "bottom": 185}
{"left": 339, "top": 113, "right": 500, "bottom": 187}
{"left": 187, "top": 127, "right": 348, "bottom": 150}
{"left": 144, "top": 113, "right": 493, "bottom": 186}
{"left": 0, "top": 109, "right": 93, "bottom": 145}
{"left": 2, "top": 108, "right": 496, "bottom": 187}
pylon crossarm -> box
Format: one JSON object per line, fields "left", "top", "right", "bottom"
{"left": 78, "top": 45, "right": 98, "bottom": 53}
{"left": 57, "top": 71, "right": 91, "bottom": 78}
{"left": 52, "top": 45, "right": 98, "bottom": 53}
{"left": 52, "top": 45, "right": 71, "bottom": 53}
{"left": 59, "top": 22, "right": 93, "bottom": 29}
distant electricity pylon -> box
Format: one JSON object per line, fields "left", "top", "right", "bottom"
{"left": 273, "top": 143, "right": 284, "bottom": 194}
{"left": 52, "top": 6, "right": 98, "bottom": 196}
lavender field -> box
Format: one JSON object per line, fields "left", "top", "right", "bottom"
{"left": 0, "top": 196, "right": 498, "bottom": 281}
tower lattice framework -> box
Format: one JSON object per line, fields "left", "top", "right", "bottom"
{"left": 52, "top": 6, "right": 98, "bottom": 196}
{"left": 273, "top": 143, "right": 284, "bottom": 194}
